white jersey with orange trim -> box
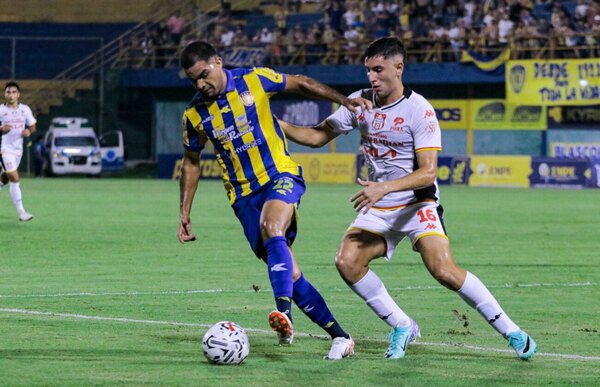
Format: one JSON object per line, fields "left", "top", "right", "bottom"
{"left": 0, "top": 103, "right": 36, "bottom": 156}
{"left": 326, "top": 87, "right": 442, "bottom": 208}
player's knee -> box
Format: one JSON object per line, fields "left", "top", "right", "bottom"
{"left": 260, "top": 219, "right": 286, "bottom": 239}
{"left": 431, "top": 265, "right": 462, "bottom": 290}
{"left": 335, "top": 250, "right": 360, "bottom": 277}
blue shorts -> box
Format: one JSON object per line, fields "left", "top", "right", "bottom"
{"left": 232, "top": 173, "right": 306, "bottom": 259}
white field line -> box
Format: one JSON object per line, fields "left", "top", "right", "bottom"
{"left": 1, "top": 307, "right": 599, "bottom": 362}
{"left": 0, "top": 282, "right": 595, "bottom": 299}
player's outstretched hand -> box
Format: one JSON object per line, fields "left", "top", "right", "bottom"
{"left": 178, "top": 217, "right": 197, "bottom": 244}
{"left": 344, "top": 97, "right": 373, "bottom": 114}
{"left": 350, "top": 178, "right": 388, "bottom": 214}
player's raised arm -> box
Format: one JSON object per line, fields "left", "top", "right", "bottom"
{"left": 278, "top": 119, "right": 339, "bottom": 148}
{"left": 178, "top": 149, "right": 201, "bottom": 244}
{"left": 284, "top": 74, "right": 372, "bottom": 113}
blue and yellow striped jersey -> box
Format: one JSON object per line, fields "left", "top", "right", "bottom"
{"left": 182, "top": 67, "right": 302, "bottom": 204}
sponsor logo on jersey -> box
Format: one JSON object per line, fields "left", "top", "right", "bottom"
{"left": 358, "top": 112, "right": 366, "bottom": 122}
{"left": 391, "top": 117, "right": 405, "bottom": 132}
{"left": 424, "top": 109, "right": 435, "bottom": 119}
{"left": 372, "top": 112, "right": 387, "bottom": 130}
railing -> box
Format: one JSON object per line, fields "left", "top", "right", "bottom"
{"left": 114, "top": 31, "right": 599, "bottom": 70}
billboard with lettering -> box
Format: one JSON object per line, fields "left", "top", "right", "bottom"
{"left": 547, "top": 105, "right": 600, "bottom": 129}
{"left": 469, "top": 156, "right": 532, "bottom": 187}
{"left": 293, "top": 153, "right": 356, "bottom": 184}
{"left": 530, "top": 158, "right": 589, "bottom": 188}
{"left": 550, "top": 142, "right": 600, "bottom": 159}
{"left": 430, "top": 100, "right": 468, "bottom": 130}
{"left": 506, "top": 59, "right": 600, "bottom": 106}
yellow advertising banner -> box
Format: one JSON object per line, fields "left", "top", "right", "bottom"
{"left": 469, "top": 156, "right": 532, "bottom": 188}
{"left": 470, "top": 99, "right": 547, "bottom": 130}
{"left": 293, "top": 153, "right": 356, "bottom": 184}
{"left": 507, "top": 59, "right": 600, "bottom": 106}
{"left": 430, "top": 100, "right": 468, "bottom": 130}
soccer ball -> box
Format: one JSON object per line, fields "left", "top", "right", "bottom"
{"left": 202, "top": 321, "right": 250, "bottom": 365}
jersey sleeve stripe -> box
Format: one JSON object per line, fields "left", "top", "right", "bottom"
{"left": 415, "top": 147, "right": 442, "bottom": 153}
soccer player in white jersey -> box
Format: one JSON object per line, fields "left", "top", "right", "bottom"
{"left": 279, "top": 37, "right": 537, "bottom": 360}
{"left": 0, "top": 81, "right": 36, "bottom": 221}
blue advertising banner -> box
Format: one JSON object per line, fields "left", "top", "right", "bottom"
{"left": 529, "top": 157, "right": 589, "bottom": 188}
{"left": 438, "top": 156, "right": 470, "bottom": 185}
{"left": 589, "top": 156, "right": 600, "bottom": 188}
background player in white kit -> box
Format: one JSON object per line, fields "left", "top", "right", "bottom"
{"left": 279, "top": 37, "right": 537, "bottom": 361}
{"left": 0, "top": 81, "right": 36, "bottom": 221}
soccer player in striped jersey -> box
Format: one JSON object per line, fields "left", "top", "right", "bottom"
{"left": 279, "top": 37, "right": 537, "bottom": 361}
{"left": 177, "top": 41, "right": 371, "bottom": 360}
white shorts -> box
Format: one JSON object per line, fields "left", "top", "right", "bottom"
{"left": 347, "top": 200, "right": 448, "bottom": 260}
{"left": 0, "top": 152, "right": 22, "bottom": 173}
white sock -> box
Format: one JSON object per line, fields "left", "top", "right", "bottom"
{"left": 351, "top": 269, "right": 411, "bottom": 328}
{"left": 9, "top": 182, "right": 26, "bottom": 214}
{"left": 457, "top": 271, "right": 520, "bottom": 336}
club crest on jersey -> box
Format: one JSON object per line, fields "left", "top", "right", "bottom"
{"left": 239, "top": 91, "right": 254, "bottom": 107}
{"left": 372, "top": 112, "right": 386, "bottom": 130}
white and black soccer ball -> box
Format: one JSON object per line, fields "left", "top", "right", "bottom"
{"left": 202, "top": 321, "right": 250, "bottom": 365}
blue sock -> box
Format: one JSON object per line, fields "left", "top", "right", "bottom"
{"left": 265, "top": 236, "right": 293, "bottom": 318}
{"left": 293, "top": 274, "right": 348, "bottom": 339}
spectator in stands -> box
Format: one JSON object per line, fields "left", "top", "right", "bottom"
{"left": 321, "top": 25, "right": 342, "bottom": 64}
{"left": 322, "top": 0, "right": 345, "bottom": 31}
{"left": 498, "top": 10, "right": 515, "bottom": 46}
{"left": 447, "top": 18, "right": 467, "bottom": 61}
{"left": 221, "top": 26, "right": 235, "bottom": 48}
{"left": 267, "top": 28, "right": 285, "bottom": 65}
{"left": 167, "top": 11, "right": 186, "bottom": 45}
{"left": 343, "top": 22, "right": 363, "bottom": 64}
{"left": 221, "top": 0, "right": 232, "bottom": 19}
{"left": 274, "top": 5, "right": 289, "bottom": 31}
{"left": 482, "top": 14, "right": 500, "bottom": 49}
{"left": 462, "top": 0, "right": 479, "bottom": 27}
{"left": 305, "top": 24, "right": 324, "bottom": 64}
{"left": 426, "top": 20, "right": 448, "bottom": 62}
{"left": 342, "top": 3, "right": 360, "bottom": 30}
{"left": 233, "top": 25, "right": 250, "bottom": 47}
{"left": 259, "top": 27, "right": 274, "bottom": 44}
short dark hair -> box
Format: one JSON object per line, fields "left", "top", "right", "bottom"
{"left": 363, "top": 37, "right": 407, "bottom": 63}
{"left": 180, "top": 41, "right": 218, "bottom": 69}
{"left": 5, "top": 81, "right": 20, "bottom": 92}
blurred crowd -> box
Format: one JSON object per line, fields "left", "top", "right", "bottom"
{"left": 121, "top": 0, "right": 600, "bottom": 68}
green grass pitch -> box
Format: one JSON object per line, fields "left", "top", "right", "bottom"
{"left": 1, "top": 178, "right": 599, "bottom": 385}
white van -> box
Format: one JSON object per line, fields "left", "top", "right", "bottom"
{"left": 43, "top": 117, "right": 124, "bottom": 176}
